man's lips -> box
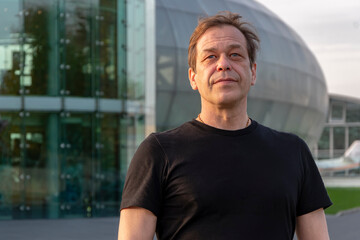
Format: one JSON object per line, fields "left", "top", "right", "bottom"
{"left": 213, "top": 78, "right": 237, "bottom": 84}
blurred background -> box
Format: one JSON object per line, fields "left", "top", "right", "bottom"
{"left": 0, "top": 0, "right": 359, "bottom": 238}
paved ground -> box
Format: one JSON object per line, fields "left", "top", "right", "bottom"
{"left": 322, "top": 176, "right": 360, "bottom": 239}
{"left": 327, "top": 211, "right": 360, "bottom": 240}
{"left": 1, "top": 177, "right": 359, "bottom": 240}
{"left": 0, "top": 211, "right": 360, "bottom": 240}
{"left": 0, "top": 217, "right": 119, "bottom": 240}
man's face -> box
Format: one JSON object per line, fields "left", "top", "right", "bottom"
{"left": 188, "top": 25, "right": 256, "bottom": 109}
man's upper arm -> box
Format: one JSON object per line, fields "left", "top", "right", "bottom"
{"left": 295, "top": 208, "right": 329, "bottom": 240}
{"left": 118, "top": 207, "right": 157, "bottom": 240}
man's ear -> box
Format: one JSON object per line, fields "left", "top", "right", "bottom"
{"left": 188, "top": 68, "right": 198, "bottom": 90}
{"left": 250, "top": 62, "right": 257, "bottom": 86}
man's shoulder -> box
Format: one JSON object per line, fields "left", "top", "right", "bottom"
{"left": 254, "top": 122, "right": 311, "bottom": 158}
{"left": 139, "top": 121, "right": 197, "bottom": 157}
{"left": 255, "top": 121, "right": 301, "bottom": 144}
{"left": 152, "top": 120, "right": 196, "bottom": 139}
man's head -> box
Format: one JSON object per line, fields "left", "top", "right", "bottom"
{"left": 188, "top": 12, "right": 260, "bottom": 109}
{"left": 188, "top": 11, "right": 260, "bottom": 73}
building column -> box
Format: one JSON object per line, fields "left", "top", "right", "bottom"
{"left": 345, "top": 126, "right": 349, "bottom": 149}
{"left": 145, "top": 0, "right": 156, "bottom": 136}
{"left": 329, "top": 127, "right": 334, "bottom": 158}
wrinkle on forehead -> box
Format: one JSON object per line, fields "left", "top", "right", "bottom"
{"left": 197, "top": 26, "right": 247, "bottom": 52}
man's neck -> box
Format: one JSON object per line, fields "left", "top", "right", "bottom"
{"left": 197, "top": 105, "right": 250, "bottom": 131}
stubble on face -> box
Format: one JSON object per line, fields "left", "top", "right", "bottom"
{"left": 189, "top": 25, "right": 256, "bottom": 109}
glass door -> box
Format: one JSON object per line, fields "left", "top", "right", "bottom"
{"left": 59, "top": 113, "right": 93, "bottom": 218}
{"left": 0, "top": 113, "right": 22, "bottom": 219}
{"left": 93, "top": 113, "right": 122, "bottom": 217}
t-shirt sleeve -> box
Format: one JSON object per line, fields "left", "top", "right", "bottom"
{"left": 296, "top": 138, "right": 332, "bottom": 216}
{"left": 120, "top": 134, "right": 166, "bottom": 217}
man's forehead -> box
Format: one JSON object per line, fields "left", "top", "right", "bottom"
{"left": 197, "top": 25, "right": 246, "bottom": 49}
{"left": 196, "top": 25, "right": 247, "bottom": 53}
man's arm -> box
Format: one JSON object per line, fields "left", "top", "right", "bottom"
{"left": 118, "top": 207, "right": 157, "bottom": 240}
{"left": 295, "top": 208, "right": 330, "bottom": 240}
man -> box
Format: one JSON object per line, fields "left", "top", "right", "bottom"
{"left": 118, "top": 11, "right": 332, "bottom": 239}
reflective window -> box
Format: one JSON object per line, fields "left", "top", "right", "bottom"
{"left": 346, "top": 103, "right": 360, "bottom": 123}
{"left": 168, "top": 93, "right": 200, "bottom": 128}
{"left": 0, "top": 112, "right": 59, "bottom": 219}
{"left": 0, "top": 0, "right": 22, "bottom": 95}
{"left": 58, "top": 1, "right": 93, "bottom": 97}
{"left": 59, "top": 113, "right": 93, "bottom": 218}
{"left": 0, "top": 111, "right": 130, "bottom": 220}
{"left": 0, "top": 113, "right": 21, "bottom": 219}
{"left": 156, "top": 91, "right": 174, "bottom": 130}
{"left": 349, "top": 127, "right": 360, "bottom": 146}
{"left": 22, "top": 0, "right": 52, "bottom": 95}
{"left": 318, "top": 127, "right": 330, "bottom": 150}
{"left": 0, "top": 0, "right": 146, "bottom": 220}
{"left": 334, "top": 127, "right": 345, "bottom": 157}
{"left": 0, "top": 0, "right": 125, "bottom": 98}
{"left": 156, "top": 7, "right": 176, "bottom": 48}
{"left": 168, "top": 10, "right": 197, "bottom": 49}
{"left": 157, "top": 48, "right": 176, "bottom": 91}
{"left": 126, "top": 0, "right": 145, "bottom": 100}
{"left": 58, "top": 0, "right": 121, "bottom": 98}
{"left": 93, "top": 113, "right": 122, "bottom": 217}
{"left": 331, "top": 103, "right": 344, "bottom": 121}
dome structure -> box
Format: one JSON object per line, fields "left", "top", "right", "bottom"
{"left": 156, "top": 0, "right": 328, "bottom": 147}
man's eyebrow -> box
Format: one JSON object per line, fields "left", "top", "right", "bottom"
{"left": 201, "top": 47, "right": 217, "bottom": 53}
{"left": 201, "top": 44, "right": 245, "bottom": 53}
{"left": 227, "top": 44, "right": 245, "bottom": 51}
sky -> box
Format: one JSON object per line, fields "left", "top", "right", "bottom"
{"left": 255, "top": 0, "right": 360, "bottom": 99}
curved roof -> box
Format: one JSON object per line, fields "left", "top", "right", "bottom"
{"left": 156, "top": 0, "right": 328, "bottom": 146}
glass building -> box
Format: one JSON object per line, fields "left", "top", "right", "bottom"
{"left": 316, "top": 94, "right": 360, "bottom": 160}
{"left": 0, "top": 0, "right": 155, "bottom": 220}
{"left": 156, "top": 0, "right": 328, "bottom": 150}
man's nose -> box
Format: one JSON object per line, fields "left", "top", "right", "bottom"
{"left": 217, "top": 55, "right": 231, "bottom": 71}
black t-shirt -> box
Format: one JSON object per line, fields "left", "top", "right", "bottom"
{"left": 120, "top": 120, "right": 332, "bottom": 239}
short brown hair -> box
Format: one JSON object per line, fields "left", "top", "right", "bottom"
{"left": 188, "top": 11, "right": 260, "bottom": 72}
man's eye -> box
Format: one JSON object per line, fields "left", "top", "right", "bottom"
{"left": 206, "top": 55, "right": 216, "bottom": 59}
{"left": 230, "top": 53, "right": 240, "bottom": 57}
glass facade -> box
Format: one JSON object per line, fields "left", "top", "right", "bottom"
{"left": 316, "top": 94, "right": 360, "bottom": 159}
{"left": 155, "top": 0, "right": 328, "bottom": 149}
{"left": 0, "top": 0, "right": 150, "bottom": 220}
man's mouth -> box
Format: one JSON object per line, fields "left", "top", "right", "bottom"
{"left": 213, "top": 78, "right": 237, "bottom": 84}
